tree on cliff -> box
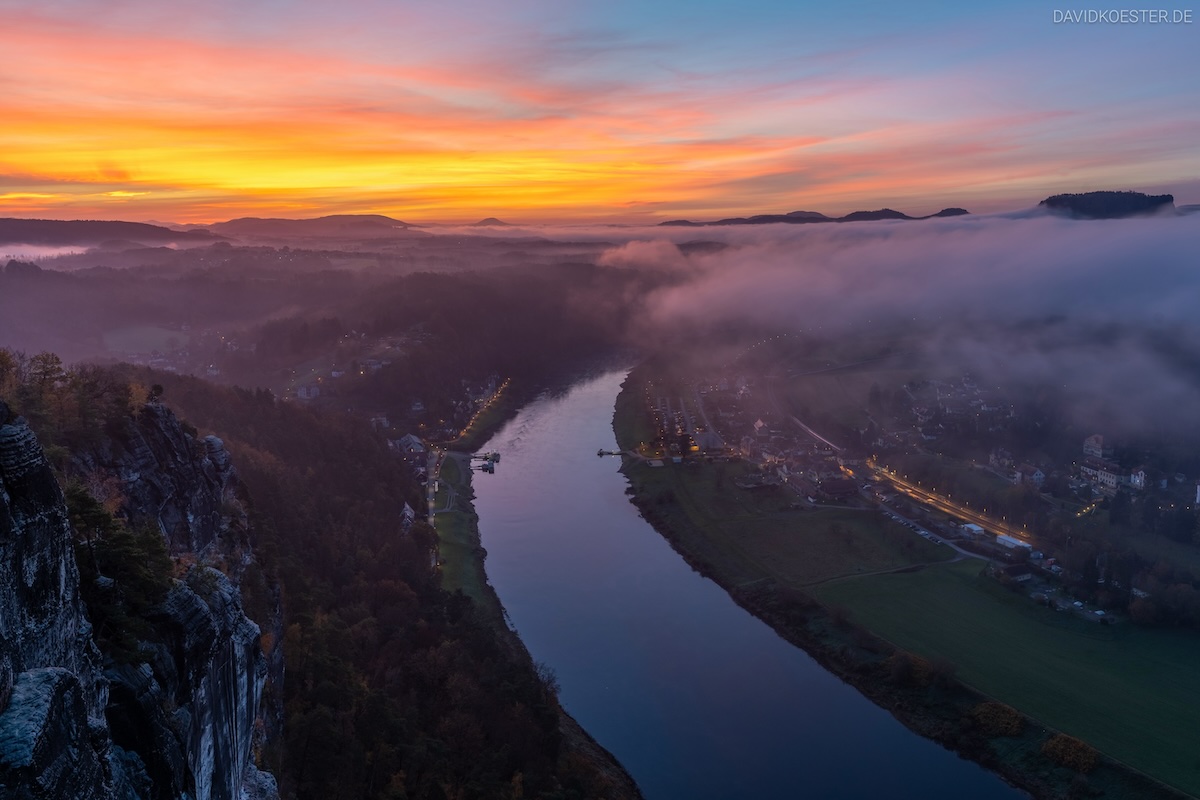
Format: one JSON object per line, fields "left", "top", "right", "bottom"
{"left": 65, "top": 482, "right": 173, "bottom": 662}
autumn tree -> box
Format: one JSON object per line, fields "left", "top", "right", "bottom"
{"left": 1041, "top": 733, "right": 1098, "bottom": 773}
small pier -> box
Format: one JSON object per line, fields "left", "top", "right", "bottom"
{"left": 472, "top": 451, "right": 500, "bottom": 474}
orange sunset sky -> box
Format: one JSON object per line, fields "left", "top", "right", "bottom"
{"left": 2, "top": 0, "right": 1198, "bottom": 224}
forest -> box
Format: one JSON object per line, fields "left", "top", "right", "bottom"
{"left": 0, "top": 350, "right": 627, "bottom": 799}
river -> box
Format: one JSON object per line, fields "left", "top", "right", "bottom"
{"left": 471, "top": 371, "right": 1022, "bottom": 799}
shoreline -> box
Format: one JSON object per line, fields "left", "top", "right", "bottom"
{"left": 434, "top": 442, "right": 644, "bottom": 799}
{"left": 611, "top": 367, "right": 1191, "bottom": 800}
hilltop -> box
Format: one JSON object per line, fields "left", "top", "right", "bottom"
{"left": 204, "top": 213, "right": 425, "bottom": 240}
{"left": 1039, "top": 191, "right": 1174, "bottom": 219}
{"left": 661, "top": 207, "right": 970, "bottom": 226}
{"left": 0, "top": 218, "right": 221, "bottom": 246}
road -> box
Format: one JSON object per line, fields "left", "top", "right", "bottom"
{"left": 869, "top": 462, "right": 1035, "bottom": 543}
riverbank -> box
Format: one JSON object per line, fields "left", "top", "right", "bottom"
{"left": 612, "top": 367, "right": 1191, "bottom": 800}
{"left": 434, "top": 446, "right": 644, "bottom": 799}
{"left": 435, "top": 378, "right": 525, "bottom": 453}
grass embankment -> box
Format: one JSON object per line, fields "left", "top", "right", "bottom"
{"left": 816, "top": 560, "right": 1200, "bottom": 798}
{"left": 432, "top": 455, "right": 495, "bottom": 610}
{"left": 613, "top": 367, "right": 1192, "bottom": 800}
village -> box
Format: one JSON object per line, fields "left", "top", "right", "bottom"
{"left": 627, "top": 365, "right": 1200, "bottom": 625}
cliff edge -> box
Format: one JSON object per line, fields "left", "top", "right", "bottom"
{"left": 0, "top": 398, "right": 277, "bottom": 800}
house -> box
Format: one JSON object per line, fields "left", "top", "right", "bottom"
{"left": 989, "top": 449, "right": 1014, "bottom": 470}
{"left": 394, "top": 433, "right": 426, "bottom": 458}
{"left": 1083, "top": 434, "right": 1112, "bottom": 460}
{"left": 1013, "top": 464, "right": 1045, "bottom": 488}
{"left": 1129, "top": 467, "right": 1147, "bottom": 491}
{"left": 295, "top": 384, "right": 320, "bottom": 400}
{"left": 1001, "top": 563, "right": 1033, "bottom": 583}
{"left": 401, "top": 502, "right": 417, "bottom": 531}
{"left": 1080, "top": 457, "right": 1126, "bottom": 495}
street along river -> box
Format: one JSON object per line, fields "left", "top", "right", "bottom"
{"left": 471, "top": 370, "right": 1021, "bottom": 799}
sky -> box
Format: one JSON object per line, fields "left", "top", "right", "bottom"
{"left": 1, "top": 0, "right": 1198, "bottom": 223}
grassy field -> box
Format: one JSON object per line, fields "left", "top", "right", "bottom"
{"left": 624, "top": 457, "right": 956, "bottom": 588}
{"left": 433, "top": 456, "right": 493, "bottom": 608}
{"left": 617, "top": 370, "right": 956, "bottom": 587}
{"left": 815, "top": 560, "right": 1200, "bottom": 797}
{"left": 103, "top": 325, "right": 189, "bottom": 353}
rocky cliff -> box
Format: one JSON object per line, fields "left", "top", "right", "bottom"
{"left": 0, "top": 399, "right": 277, "bottom": 799}
{"left": 0, "top": 400, "right": 111, "bottom": 798}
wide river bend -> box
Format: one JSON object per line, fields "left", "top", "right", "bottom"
{"left": 471, "top": 371, "right": 1022, "bottom": 799}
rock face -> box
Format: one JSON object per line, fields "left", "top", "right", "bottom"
{"left": 0, "top": 669, "right": 109, "bottom": 799}
{"left": 0, "top": 403, "right": 111, "bottom": 797}
{"left": 0, "top": 400, "right": 276, "bottom": 800}
{"left": 73, "top": 403, "right": 237, "bottom": 557}
{"left": 105, "top": 568, "right": 266, "bottom": 800}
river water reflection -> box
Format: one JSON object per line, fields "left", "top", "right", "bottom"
{"left": 471, "top": 371, "right": 1022, "bottom": 799}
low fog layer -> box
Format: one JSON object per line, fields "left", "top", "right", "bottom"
{"left": 633, "top": 214, "right": 1199, "bottom": 329}
{"left": 581, "top": 212, "right": 1200, "bottom": 436}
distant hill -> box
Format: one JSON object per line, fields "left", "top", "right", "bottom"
{"left": 0, "top": 218, "right": 220, "bottom": 246}
{"left": 1039, "top": 191, "right": 1174, "bottom": 219}
{"left": 472, "top": 217, "right": 510, "bottom": 227}
{"left": 206, "top": 214, "right": 424, "bottom": 239}
{"left": 660, "top": 207, "right": 969, "bottom": 226}
{"left": 704, "top": 210, "right": 833, "bottom": 225}
{"left": 838, "top": 208, "right": 912, "bottom": 222}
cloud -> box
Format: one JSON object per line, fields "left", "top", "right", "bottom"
{"left": 597, "top": 240, "right": 689, "bottom": 271}
{"left": 635, "top": 213, "right": 1200, "bottom": 434}
{"left": 635, "top": 213, "right": 1200, "bottom": 329}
